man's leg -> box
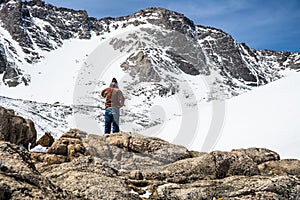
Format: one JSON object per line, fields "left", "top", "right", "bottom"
{"left": 104, "top": 108, "right": 113, "bottom": 134}
{"left": 112, "top": 108, "right": 120, "bottom": 133}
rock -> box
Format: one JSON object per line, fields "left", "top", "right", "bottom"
{"left": 142, "top": 149, "right": 261, "bottom": 184}
{"left": 188, "top": 150, "right": 207, "bottom": 158}
{"left": 46, "top": 129, "right": 88, "bottom": 161}
{"left": 39, "top": 156, "right": 140, "bottom": 200}
{"left": 121, "top": 51, "right": 161, "bottom": 82}
{"left": 47, "top": 143, "right": 68, "bottom": 155}
{"left": 37, "top": 132, "right": 54, "bottom": 147}
{"left": 152, "top": 175, "right": 300, "bottom": 199}
{"left": 1, "top": 127, "right": 300, "bottom": 200}
{"left": 0, "top": 106, "right": 37, "bottom": 149}
{"left": 212, "top": 150, "right": 260, "bottom": 179}
{"left": 232, "top": 147, "right": 280, "bottom": 164}
{"left": 0, "top": 141, "right": 74, "bottom": 199}
{"left": 84, "top": 132, "right": 191, "bottom": 171}
{"left": 30, "top": 152, "right": 68, "bottom": 168}
{"left": 143, "top": 153, "right": 216, "bottom": 183}
{"left": 258, "top": 159, "right": 300, "bottom": 176}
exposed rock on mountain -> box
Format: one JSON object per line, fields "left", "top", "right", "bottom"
{"left": 258, "top": 159, "right": 300, "bottom": 176}
{"left": 153, "top": 175, "right": 300, "bottom": 199}
{"left": 141, "top": 148, "right": 279, "bottom": 183}
{"left": 46, "top": 129, "right": 88, "bottom": 161}
{"left": 39, "top": 156, "right": 140, "bottom": 200}
{"left": 84, "top": 132, "right": 191, "bottom": 170}
{"left": 0, "top": 141, "right": 74, "bottom": 199}
{"left": 0, "top": 106, "right": 37, "bottom": 149}
{"left": 0, "top": 0, "right": 299, "bottom": 90}
{"left": 19, "top": 129, "right": 300, "bottom": 199}
{"left": 37, "top": 132, "right": 54, "bottom": 147}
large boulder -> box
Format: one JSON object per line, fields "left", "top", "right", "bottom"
{"left": 152, "top": 175, "right": 300, "bottom": 199}
{"left": 0, "top": 141, "right": 74, "bottom": 199}
{"left": 141, "top": 149, "right": 263, "bottom": 184}
{"left": 232, "top": 147, "right": 280, "bottom": 164}
{"left": 39, "top": 156, "right": 140, "bottom": 200}
{"left": 46, "top": 129, "right": 88, "bottom": 161}
{"left": 0, "top": 106, "right": 37, "bottom": 149}
{"left": 142, "top": 153, "right": 217, "bottom": 183}
{"left": 37, "top": 132, "right": 54, "bottom": 147}
{"left": 83, "top": 132, "right": 191, "bottom": 171}
{"left": 212, "top": 150, "right": 260, "bottom": 178}
{"left": 259, "top": 159, "right": 300, "bottom": 176}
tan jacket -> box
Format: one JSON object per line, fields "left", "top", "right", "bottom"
{"left": 101, "top": 87, "right": 125, "bottom": 108}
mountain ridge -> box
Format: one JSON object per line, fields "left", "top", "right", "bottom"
{"left": 0, "top": 0, "right": 299, "bottom": 87}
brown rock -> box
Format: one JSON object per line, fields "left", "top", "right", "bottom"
{"left": 0, "top": 106, "right": 37, "bottom": 149}
{"left": 39, "top": 156, "right": 140, "bottom": 200}
{"left": 0, "top": 141, "right": 74, "bottom": 199}
{"left": 232, "top": 147, "right": 280, "bottom": 164}
{"left": 46, "top": 129, "right": 88, "bottom": 161}
{"left": 47, "top": 143, "right": 68, "bottom": 155}
{"left": 259, "top": 159, "right": 300, "bottom": 176}
{"left": 152, "top": 175, "right": 300, "bottom": 199}
{"left": 84, "top": 132, "right": 191, "bottom": 171}
{"left": 37, "top": 132, "right": 54, "bottom": 147}
{"left": 143, "top": 153, "right": 217, "bottom": 183}
{"left": 30, "top": 152, "right": 67, "bottom": 168}
{"left": 212, "top": 150, "right": 260, "bottom": 179}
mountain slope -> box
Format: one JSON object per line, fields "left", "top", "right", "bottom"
{"left": 201, "top": 71, "right": 300, "bottom": 159}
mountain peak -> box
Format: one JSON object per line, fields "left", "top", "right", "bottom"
{"left": 131, "top": 7, "right": 196, "bottom": 33}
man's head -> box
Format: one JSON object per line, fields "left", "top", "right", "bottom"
{"left": 110, "top": 78, "right": 118, "bottom": 88}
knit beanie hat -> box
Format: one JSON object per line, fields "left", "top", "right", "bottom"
{"left": 110, "top": 78, "right": 118, "bottom": 88}
{"left": 112, "top": 78, "right": 118, "bottom": 83}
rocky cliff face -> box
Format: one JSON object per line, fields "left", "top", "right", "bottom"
{"left": 0, "top": 106, "right": 37, "bottom": 148}
{"left": 1, "top": 127, "right": 300, "bottom": 199}
{"left": 0, "top": 0, "right": 299, "bottom": 89}
{"left": 0, "top": 0, "right": 97, "bottom": 86}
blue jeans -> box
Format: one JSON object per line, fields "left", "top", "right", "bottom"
{"left": 104, "top": 108, "right": 120, "bottom": 134}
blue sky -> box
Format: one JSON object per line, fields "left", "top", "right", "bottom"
{"left": 45, "top": 0, "right": 300, "bottom": 52}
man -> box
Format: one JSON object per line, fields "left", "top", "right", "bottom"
{"left": 101, "top": 78, "right": 125, "bottom": 134}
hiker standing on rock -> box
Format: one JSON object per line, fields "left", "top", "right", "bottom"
{"left": 101, "top": 78, "right": 125, "bottom": 134}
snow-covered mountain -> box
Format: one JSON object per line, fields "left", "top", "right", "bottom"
{"left": 0, "top": 0, "right": 300, "bottom": 158}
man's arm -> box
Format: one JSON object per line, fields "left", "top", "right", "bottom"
{"left": 119, "top": 90, "right": 125, "bottom": 107}
{"left": 101, "top": 88, "right": 107, "bottom": 98}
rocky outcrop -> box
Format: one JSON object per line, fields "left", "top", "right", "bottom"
{"left": 0, "top": 106, "right": 37, "bottom": 149}
{"left": 0, "top": 141, "right": 74, "bottom": 199}
{"left": 121, "top": 51, "right": 162, "bottom": 82}
{"left": 0, "top": 105, "right": 298, "bottom": 199}
{"left": 23, "top": 130, "right": 300, "bottom": 199}
{"left": 83, "top": 132, "right": 191, "bottom": 171}
{"left": 0, "top": 105, "right": 296, "bottom": 199}
{"left": 37, "top": 132, "right": 54, "bottom": 147}
{"left": 38, "top": 156, "right": 140, "bottom": 200}
{"left": 258, "top": 159, "right": 300, "bottom": 176}
{"left": 153, "top": 175, "right": 300, "bottom": 199}
{"left": 141, "top": 148, "right": 279, "bottom": 184}
{"left": 46, "top": 129, "right": 88, "bottom": 161}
